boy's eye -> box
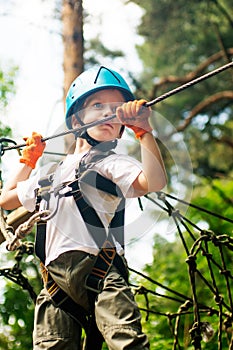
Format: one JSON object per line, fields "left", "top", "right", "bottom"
{"left": 93, "top": 102, "right": 103, "bottom": 109}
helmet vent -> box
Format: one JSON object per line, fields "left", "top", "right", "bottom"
{"left": 94, "top": 66, "right": 121, "bottom": 85}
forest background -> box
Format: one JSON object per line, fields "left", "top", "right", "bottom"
{"left": 0, "top": 0, "right": 232, "bottom": 349}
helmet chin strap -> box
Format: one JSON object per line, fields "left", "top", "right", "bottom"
{"left": 78, "top": 130, "right": 100, "bottom": 147}
{"left": 75, "top": 130, "right": 118, "bottom": 151}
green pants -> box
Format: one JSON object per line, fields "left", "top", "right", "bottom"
{"left": 33, "top": 250, "right": 150, "bottom": 350}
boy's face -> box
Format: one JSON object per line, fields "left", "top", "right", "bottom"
{"left": 72, "top": 89, "right": 125, "bottom": 142}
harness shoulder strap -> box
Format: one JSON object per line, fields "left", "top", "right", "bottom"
{"left": 73, "top": 183, "right": 125, "bottom": 248}
{"left": 35, "top": 162, "right": 60, "bottom": 263}
{"left": 80, "top": 170, "right": 123, "bottom": 197}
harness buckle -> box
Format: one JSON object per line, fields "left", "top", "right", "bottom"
{"left": 85, "top": 274, "right": 104, "bottom": 294}
{"left": 53, "top": 183, "right": 70, "bottom": 197}
{"left": 66, "top": 180, "right": 80, "bottom": 195}
{"left": 53, "top": 180, "right": 80, "bottom": 198}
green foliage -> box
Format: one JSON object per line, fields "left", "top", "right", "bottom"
{"left": 0, "top": 237, "right": 42, "bottom": 349}
{"left": 132, "top": 0, "right": 232, "bottom": 73}
{"left": 0, "top": 65, "right": 17, "bottom": 109}
{"left": 0, "top": 284, "right": 35, "bottom": 349}
{"left": 125, "top": 11, "right": 233, "bottom": 348}
{"left": 0, "top": 61, "right": 35, "bottom": 348}
{"left": 131, "top": 173, "right": 233, "bottom": 348}
{"left": 189, "top": 175, "right": 233, "bottom": 232}
{"left": 129, "top": 0, "right": 232, "bottom": 185}
{"left": 0, "top": 232, "right": 42, "bottom": 348}
{"left": 85, "top": 38, "right": 124, "bottom": 67}
{"left": 132, "top": 215, "right": 233, "bottom": 348}
{"left": 0, "top": 64, "right": 17, "bottom": 138}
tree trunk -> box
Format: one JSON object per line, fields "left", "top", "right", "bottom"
{"left": 62, "top": 0, "right": 84, "bottom": 152}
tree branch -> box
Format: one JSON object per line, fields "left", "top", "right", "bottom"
{"left": 164, "top": 91, "right": 233, "bottom": 142}
{"left": 176, "top": 90, "right": 233, "bottom": 132}
{"left": 151, "top": 49, "right": 233, "bottom": 96}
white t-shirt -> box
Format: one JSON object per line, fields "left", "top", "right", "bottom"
{"left": 17, "top": 152, "right": 142, "bottom": 266}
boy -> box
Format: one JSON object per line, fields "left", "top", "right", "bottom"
{"left": 0, "top": 66, "right": 167, "bottom": 349}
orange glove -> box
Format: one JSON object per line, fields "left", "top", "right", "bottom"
{"left": 20, "top": 132, "right": 46, "bottom": 169}
{"left": 116, "top": 99, "right": 152, "bottom": 139}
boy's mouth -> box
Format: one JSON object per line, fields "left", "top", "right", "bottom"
{"left": 102, "top": 123, "right": 113, "bottom": 129}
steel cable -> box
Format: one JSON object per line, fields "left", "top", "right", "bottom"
{"left": 0, "top": 61, "right": 232, "bottom": 154}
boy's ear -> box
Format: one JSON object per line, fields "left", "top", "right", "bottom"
{"left": 71, "top": 115, "right": 80, "bottom": 129}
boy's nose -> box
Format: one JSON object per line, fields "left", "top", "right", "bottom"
{"left": 103, "top": 104, "right": 115, "bottom": 117}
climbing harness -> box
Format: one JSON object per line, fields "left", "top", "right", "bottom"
{"left": 30, "top": 145, "right": 128, "bottom": 349}
{"left": 34, "top": 145, "right": 127, "bottom": 276}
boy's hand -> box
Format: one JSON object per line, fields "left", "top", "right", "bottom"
{"left": 20, "top": 131, "right": 46, "bottom": 169}
{"left": 116, "top": 99, "right": 153, "bottom": 139}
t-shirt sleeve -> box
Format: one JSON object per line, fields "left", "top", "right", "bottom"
{"left": 96, "top": 154, "right": 143, "bottom": 198}
{"left": 17, "top": 162, "right": 57, "bottom": 212}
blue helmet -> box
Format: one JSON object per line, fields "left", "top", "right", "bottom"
{"left": 65, "top": 66, "right": 135, "bottom": 129}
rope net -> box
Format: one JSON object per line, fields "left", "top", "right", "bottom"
{"left": 0, "top": 191, "right": 233, "bottom": 349}
{"left": 130, "top": 192, "right": 233, "bottom": 349}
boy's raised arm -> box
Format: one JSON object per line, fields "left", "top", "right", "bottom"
{"left": 116, "top": 99, "right": 167, "bottom": 195}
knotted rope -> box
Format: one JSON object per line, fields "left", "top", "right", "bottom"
{"left": 6, "top": 210, "right": 50, "bottom": 251}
